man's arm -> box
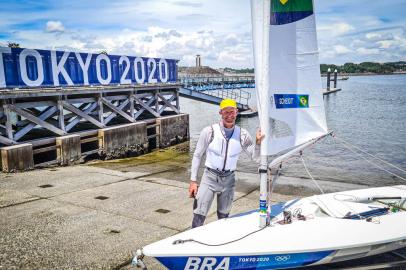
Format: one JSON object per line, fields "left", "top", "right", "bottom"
{"left": 189, "top": 126, "right": 213, "bottom": 197}
{"left": 241, "top": 128, "right": 263, "bottom": 162}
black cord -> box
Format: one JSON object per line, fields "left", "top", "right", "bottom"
{"left": 172, "top": 225, "right": 269, "bottom": 247}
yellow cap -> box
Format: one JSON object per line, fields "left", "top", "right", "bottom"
{"left": 220, "top": 99, "right": 237, "bottom": 109}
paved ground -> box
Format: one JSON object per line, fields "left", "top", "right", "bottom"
{"left": 1, "top": 142, "right": 405, "bottom": 269}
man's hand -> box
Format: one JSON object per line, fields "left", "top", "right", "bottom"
{"left": 256, "top": 128, "right": 265, "bottom": 145}
{"left": 189, "top": 181, "right": 198, "bottom": 198}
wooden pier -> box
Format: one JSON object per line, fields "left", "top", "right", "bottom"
{"left": 322, "top": 88, "right": 342, "bottom": 95}
{"left": 0, "top": 84, "right": 189, "bottom": 172}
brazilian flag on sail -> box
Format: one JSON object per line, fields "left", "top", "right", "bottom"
{"left": 271, "top": 0, "right": 314, "bottom": 25}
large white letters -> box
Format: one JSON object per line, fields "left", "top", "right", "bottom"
{"left": 119, "top": 56, "right": 131, "bottom": 85}
{"left": 96, "top": 54, "right": 112, "bottom": 85}
{"left": 0, "top": 47, "right": 11, "bottom": 88}
{"left": 184, "top": 257, "right": 230, "bottom": 270}
{"left": 214, "top": 258, "right": 230, "bottom": 270}
{"left": 134, "top": 57, "right": 145, "bottom": 84}
{"left": 199, "top": 258, "right": 217, "bottom": 269}
{"left": 51, "top": 50, "right": 74, "bottom": 86}
{"left": 184, "top": 257, "right": 201, "bottom": 270}
{"left": 19, "top": 49, "right": 44, "bottom": 87}
{"left": 158, "top": 58, "right": 169, "bottom": 83}
{"left": 1, "top": 47, "right": 174, "bottom": 88}
{"left": 75, "top": 53, "right": 92, "bottom": 85}
{"left": 147, "top": 58, "right": 157, "bottom": 83}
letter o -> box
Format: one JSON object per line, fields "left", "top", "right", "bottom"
{"left": 158, "top": 59, "right": 169, "bottom": 82}
{"left": 19, "top": 49, "right": 44, "bottom": 87}
{"left": 96, "top": 54, "right": 112, "bottom": 85}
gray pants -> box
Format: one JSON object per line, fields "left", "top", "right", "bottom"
{"left": 192, "top": 168, "right": 235, "bottom": 227}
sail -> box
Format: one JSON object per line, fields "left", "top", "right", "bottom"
{"left": 251, "top": 0, "right": 328, "bottom": 156}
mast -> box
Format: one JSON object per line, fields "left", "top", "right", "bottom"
{"left": 259, "top": 156, "right": 268, "bottom": 228}
{"left": 259, "top": 4, "right": 271, "bottom": 227}
{"left": 251, "top": 0, "right": 328, "bottom": 228}
{"left": 252, "top": 0, "right": 271, "bottom": 228}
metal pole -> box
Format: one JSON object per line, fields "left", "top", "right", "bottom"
{"left": 259, "top": 155, "right": 268, "bottom": 228}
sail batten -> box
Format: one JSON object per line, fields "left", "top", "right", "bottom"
{"left": 251, "top": 0, "right": 328, "bottom": 156}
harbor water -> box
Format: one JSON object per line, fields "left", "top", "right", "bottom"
{"left": 181, "top": 74, "right": 406, "bottom": 187}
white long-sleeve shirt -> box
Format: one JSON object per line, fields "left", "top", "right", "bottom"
{"left": 190, "top": 123, "right": 260, "bottom": 181}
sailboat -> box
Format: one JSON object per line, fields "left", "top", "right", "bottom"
{"left": 132, "top": 0, "right": 406, "bottom": 269}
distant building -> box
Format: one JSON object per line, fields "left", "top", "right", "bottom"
{"left": 178, "top": 55, "right": 223, "bottom": 80}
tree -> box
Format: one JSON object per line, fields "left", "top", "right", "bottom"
{"left": 7, "top": 42, "right": 20, "bottom": 48}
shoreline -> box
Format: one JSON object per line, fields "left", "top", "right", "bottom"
{"left": 321, "top": 72, "right": 406, "bottom": 77}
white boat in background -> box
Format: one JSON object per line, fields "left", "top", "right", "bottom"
{"left": 132, "top": 0, "right": 406, "bottom": 269}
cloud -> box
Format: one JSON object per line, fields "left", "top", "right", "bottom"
{"left": 334, "top": 45, "right": 351, "bottom": 55}
{"left": 318, "top": 22, "right": 354, "bottom": 36}
{"left": 171, "top": 1, "right": 203, "bottom": 8}
{"left": 223, "top": 34, "right": 239, "bottom": 47}
{"left": 154, "top": 29, "right": 182, "bottom": 39}
{"left": 366, "top": 32, "right": 394, "bottom": 41}
{"left": 377, "top": 40, "right": 394, "bottom": 49}
{"left": 45, "top": 21, "right": 65, "bottom": 33}
{"left": 356, "top": 47, "right": 380, "bottom": 55}
{"left": 2, "top": 0, "right": 405, "bottom": 67}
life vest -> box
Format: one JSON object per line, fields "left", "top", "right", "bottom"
{"left": 205, "top": 123, "right": 242, "bottom": 171}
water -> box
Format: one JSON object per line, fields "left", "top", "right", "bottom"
{"left": 180, "top": 74, "right": 406, "bottom": 187}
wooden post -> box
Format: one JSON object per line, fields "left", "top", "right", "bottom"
{"left": 130, "top": 91, "right": 135, "bottom": 118}
{"left": 58, "top": 98, "right": 65, "bottom": 132}
{"left": 56, "top": 134, "right": 81, "bottom": 165}
{"left": 157, "top": 114, "right": 189, "bottom": 148}
{"left": 98, "top": 122, "right": 148, "bottom": 160}
{"left": 326, "top": 68, "right": 331, "bottom": 91}
{"left": 155, "top": 90, "right": 159, "bottom": 115}
{"left": 175, "top": 89, "right": 180, "bottom": 110}
{"left": 1, "top": 143, "right": 34, "bottom": 172}
{"left": 334, "top": 69, "right": 338, "bottom": 89}
{"left": 98, "top": 93, "right": 104, "bottom": 126}
{"left": 4, "top": 104, "right": 13, "bottom": 140}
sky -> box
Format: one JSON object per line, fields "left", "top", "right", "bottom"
{"left": 0, "top": 0, "right": 405, "bottom": 68}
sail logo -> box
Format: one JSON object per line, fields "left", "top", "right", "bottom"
{"left": 271, "top": 0, "right": 314, "bottom": 25}
{"left": 299, "top": 95, "right": 308, "bottom": 107}
{"left": 274, "top": 94, "right": 309, "bottom": 109}
{"left": 184, "top": 257, "right": 230, "bottom": 270}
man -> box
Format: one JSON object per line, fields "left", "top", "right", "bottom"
{"left": 189, "top": 98, "right": 263, "bottom": 228}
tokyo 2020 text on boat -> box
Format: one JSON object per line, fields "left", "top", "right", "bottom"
{"left": 132, "top": 0, "right": 406, "bottom": 269}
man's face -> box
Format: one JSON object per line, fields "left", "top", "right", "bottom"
{"left": 220, "top": 107, "right": 238, "bottom": 126}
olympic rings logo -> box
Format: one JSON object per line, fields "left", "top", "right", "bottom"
{"left": 275, "top": 255, "right": 291, "bottom": 262}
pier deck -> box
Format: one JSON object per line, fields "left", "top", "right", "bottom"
{"left": 323, "top": 88, "right": 342, "bottom": 95}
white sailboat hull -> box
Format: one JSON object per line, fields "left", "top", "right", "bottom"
{"left": 142, "top": 185, "right": 406, "bottom": 269}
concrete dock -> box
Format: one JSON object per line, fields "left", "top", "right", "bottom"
{"left": 1, "top": 143, "right": 405, "bottom": 269}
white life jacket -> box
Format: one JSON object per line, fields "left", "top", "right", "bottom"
{"left": 205, "top": 123, "right": 242, "bottom": 171}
